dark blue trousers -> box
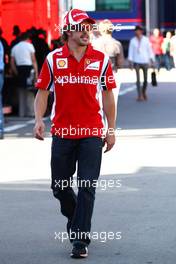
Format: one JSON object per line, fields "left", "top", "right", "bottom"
{"left": 51, "top": 136, "right": 103, "bottom": 245}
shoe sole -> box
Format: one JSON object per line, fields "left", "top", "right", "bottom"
{"left": 70, "top": 253, "right": 88, "bottom": 258}
{"left": 70, "top": 248, "right": 88, "bottom": 258}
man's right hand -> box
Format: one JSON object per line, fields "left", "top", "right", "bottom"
{"left": 33, "top": 120, "right": 45, "bottom": 140}
{"left": 129, "top": 62, "right": 134, "bottom": 70}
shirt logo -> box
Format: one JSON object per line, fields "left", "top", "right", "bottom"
{"left": 84, "top": 59, "right": 100, "bottom": 71}
{"left": 56, "top": 58, "right": 68, "bottom": 69}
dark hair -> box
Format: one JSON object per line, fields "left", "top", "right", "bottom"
{"left": 13, "top": 25, "right": 21, "bottom": 36}
{"left": 20, "top": 32, "right": 29, "bottom": 41}
{"left": 61, "top": 31, "right": 68, "bottom": 42}
{"left": 134, "top": 25, "right": 143, "bottom": 31}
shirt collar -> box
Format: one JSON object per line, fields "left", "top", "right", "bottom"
{"left": 135, "top": 35, "right": 144, "bottom": 41}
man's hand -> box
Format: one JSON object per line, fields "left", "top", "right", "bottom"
{"left": 34, "top": 72, "right": 38, "bottom": 83}
{"left": 33, "top": 120, "right": 45, "bottom": 140}
{"left": 129, "top": 61, "right": 134, "bottom": 70}
{"left": 103, "top": 130, "right": 116, "bottom": 153}
{"left": 150, "top": 59, "right": 155, "bottom": 68}
{"left": 10, "top": 56, "right": 18, "bottom": 76}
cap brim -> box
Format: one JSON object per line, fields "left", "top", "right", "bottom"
{"left": 82, "top": 18, "right": 95, "bottom": 25}
{"left": 62, "top": 17, "right": 95, "bottom": 31}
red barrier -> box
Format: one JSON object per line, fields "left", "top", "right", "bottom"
{"left": 0, "top": 0, "right": 60, "bottom": 45}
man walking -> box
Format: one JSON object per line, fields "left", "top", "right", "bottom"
{"left": 150, "top": 28, "right": 163, "bottom": 71}
{"left": 34, "top": 9, "right": 117, "bottom": 258}
{"left": 92, "top": 19, "right": 124, "bottom": 72}
{"left": 11, "top": 32, "right": 38, "bottom": 117}
{"left": 128, "top": 26, "right": 154, "bottom": 101}
{"left": 170, "top": 30, "right": 176, "bottom": 68}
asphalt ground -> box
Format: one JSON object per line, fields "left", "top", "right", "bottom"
{"left": 0, "top": 69, "right": 176, "bottom": 264}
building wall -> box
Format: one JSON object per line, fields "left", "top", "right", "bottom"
{"left": 0, "top": 0, "right": 60, "bottom": 45}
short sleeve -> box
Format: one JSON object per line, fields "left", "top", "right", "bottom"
{"left": 100, "top": 55, "right": 117, "bottom": 91}
{"left": 29, "top": 43, "right": 35, "bottom": 53}
{"left": 35, "top": 58, "right": 54, "bottom": 91}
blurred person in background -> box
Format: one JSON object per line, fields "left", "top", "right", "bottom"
{"left": 51, "top": 36, "right": 65, "bottom": 50}
{"left": 162, "top": 31, "right": 173, "bottom": 71}
{"left": 29, "top": 27, "right": 50, "bottom": 71}
{"left": 90, "top": 20, "right": 101, "bottom": 43}
{"left": 170, "top": 30, "right": 176, "bottom": 68}
{"left": 0, "top": 27, "right": 10, "bottom": 72}
{"left": 10, "top": 32, "right": 38, "bottom": 117}
{"left": 150, "top": 28, "right": 163, "bottom": 71}
{"left": 128, "top": 25, "right": 155, "bottom": 102}
{"left": 92, "top": 19, "right": 124, "bottom": 72}
{"left": 11, "top": 25, "right": 21, "bottom": 48}
{"left": 0, "top": 40, "right": 5, "bottom": 139}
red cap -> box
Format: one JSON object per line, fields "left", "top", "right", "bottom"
{"left": 63, "top": 9, "right": 95, "bottom": 28}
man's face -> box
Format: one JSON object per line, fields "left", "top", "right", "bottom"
{"left": 166, "top": 32, "right": 171, "bottom": 39}
{"left": 153, "top": 28, "right": 159, "bottom": 37}
{"left": 135, "top": 29, "right": 143, "bottom": 38}
{"left": 68, "top": 21, "right": 92, "bottom": 46}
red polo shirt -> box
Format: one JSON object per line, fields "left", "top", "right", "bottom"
{"left": 35, "top": 43, "right": 117, "bottom": 138}
{"left": 150, "top": 35, "right": 163, "bottom": 55}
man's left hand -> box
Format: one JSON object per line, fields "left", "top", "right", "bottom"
{"left": 103, "top": 131, "right": 116, "bottom": 153}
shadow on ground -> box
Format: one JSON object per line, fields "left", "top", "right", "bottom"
{"left": 0, "top": 166, "right": 176, "bottom": 264}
